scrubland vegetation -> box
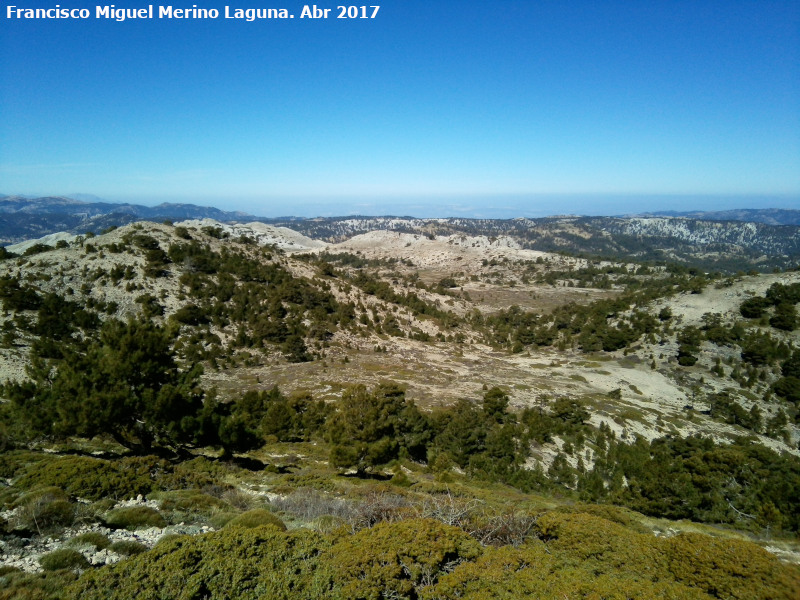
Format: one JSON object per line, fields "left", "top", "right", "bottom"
{"left": 1, "top": 220, "right": 799, "bottom": 598}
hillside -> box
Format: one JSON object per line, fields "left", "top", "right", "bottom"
{"left": 266, "top": 214, "right": 800, "bottom": 272}
{"left": 0, "top": 219, "right": 799, "bottom": 597}
{"left": 649, "top": 208, "right": 800, "bottom": 226}
{"left": 0, "top": 196, "right": 256, "bottom": 245}
{"left": 3, "top": 197, "right": 800, "bottom": 272}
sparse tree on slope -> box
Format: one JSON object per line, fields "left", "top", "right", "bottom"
{"left": 5, "top": 319, "right": 205, "bottom": 453}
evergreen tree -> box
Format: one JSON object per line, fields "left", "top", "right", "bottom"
{"left": 5, "top": 319, "right": 205, "bottom": 453}
{"left": 326, "top": 383, "right": 427, "bottom": 474}
{"left": 770, "top": 303, "right": 797, "bottom": 331}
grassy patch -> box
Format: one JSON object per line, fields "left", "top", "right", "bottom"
{"left": 104, "top": 506, "right": 166, "bottom": 530}
{"left": 67, "top": 532, "right": 111, "bottom": 550}
{"left": 152, "top": 490, "right": 228, "bottom": 515}
{"left": 109, "top": 540, "right": 147, "bottom": 556}
{"left": 223, "top": 508, "right": 286, "bottom": 531}
{"left": 39, "top": 549, "right": 90, "bottom": 571}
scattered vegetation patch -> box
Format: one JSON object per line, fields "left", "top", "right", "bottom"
{"left": 39, "top": 549, "right": 91, "bottom": 571}
{"left": 9, "top": 487, "right": 75, "bottom": 533}
{"left": 1, "top": 221, "right": 799, "bottom": 598}
{"left": 108, "top": 540, "right": 148, "bottom": 556}
{"left": 153, "top": 490, "right": 227, "bottom": 515}
{"left": 67, "top": 532, "right": 111, "bottom": 550}
{"left": 223, "top": 508, "right": 286, "bottom": 531}
{"left": 14, "top": 456, "right": 166, "bottom": 502}
{"left": 61, "top": 512, "right": 800, "bottom": 600}
{"left": 69, "top": 526, "right": 333, "bottom": 600}
{"left": 104, "top": 506, "right": 166, "bottom": 530}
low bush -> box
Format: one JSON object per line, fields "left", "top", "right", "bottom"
{"left": 109, "top": 540, "right": 147, "bottom": 556}
{"left": 665, "top": 532, "right": 800, "bottom": 600}
{"left": 69, "top": 526, "right": 334, "bottom": 599}
{"left": 153, "top": 490, "right": 228, "bottom": 515}
{"left": 223, "top": 509, "right": 286, "bottom": 531}
{"left": 15, "top": 456, "right": 165, "bottom": 502}
{"left": 67, "top": 532, "right": 111, "bottom": 550}
{"left": 208, "top": 511, "right": 237, "bottom": 529}
{"left": 552, "top": 502, "right": 647, "bottom": 532}
{"left": 39, "top": 549, "right": 91, "bottom": 571}
{"left": 13, "top": 489, "right": 75, "bottom": 533}
{"left": 154, "top": 533, "right": 188, "bottom": 547}
{"left": 61, "top": 511, "right": 800, "bottom": 600}
{"left": 270, "top": 488, "right": 352, "bottom": 523}
{"left": 0, "top": 450, "right": 43, "bottom": 479}
{"left": 89, "top": 498, "right": 116, "bottom": 513}
{"left": 534, "top": 511, "right": 664, "bottom": 574}
{"left": 104, "top": 506, "right": 166, "bottom": 530}
{"left": 425, "top": 543, "right": 703, "bottom": 600}
{"left": 159, "top": 456, "right": 234, "bottom": 491}
{"left": 0, "top": 569, "right": 79, "bottom": 600}
{"left": 329, "top": 518, "right": 483, "bottom": 600}
{"left": 470, "top": 509, "right": 538, "bottom": 547}
{"left": 9, "top": 486, "right": 69, "bottom": 509}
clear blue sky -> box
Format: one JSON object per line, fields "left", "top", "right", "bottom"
{"left": 1, "top": 1, "right": 799, "bottom": 217}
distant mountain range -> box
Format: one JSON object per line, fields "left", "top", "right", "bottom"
{"left": 646, "top": 208, "right": 800, "bottom": 226}
{"left": 0, "top": 195, "right": 255, "bottom": 244}
{"left": 2, "top": 195, "right": 799, "bottom": 272}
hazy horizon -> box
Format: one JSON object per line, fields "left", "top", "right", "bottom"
{"left": 3, "top": 191, "right": 800, "bottom": 220}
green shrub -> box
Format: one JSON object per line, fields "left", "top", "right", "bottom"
{"left": 67, "top": 532, "right": 111, "bottom": 550}
{"left": 39, "top": 549, "right": 90, "bottom": 571}
{"left": 328, "top": 518, "right": 483, "bottom": 600}
{"left": 159, "top": 456, "right": 233, "bottom": 491}
{"left": 90, "top": 498, "right": 116, "bottom": 513}
{"left": 424, "top": 544, "right": 703, "bottom": 600}
{"left": 154, "top": 533, "right": 188, "bottom": 547}
{"left": 104, "top": 506, "right": 166, "bottom": 530}
{"left": 55, "top": 511, "right": 800, "bottom": 600}
{"left": 109, "top": 541, "right": 147, "bottom": 556}
{"left": 223, "top": 509, "right": 286, "bottom": 531}
{"left": 208, "top": 511, "right": 237, "bottom": 529}
{"left": 535, "top": 512, "right": 667, "bottom": 575}
{"left": 10, "top": 486, "right": 69, "bottom": 509}
{"left": 0, "top": 569, "right": 79, "bottom": 600}
{"left": 15, "top": 456, "right": 165, "bottom": 502}
{"left": 69, "top": 527, "right": 333, "bottom": 600}
{"left": 665, "top": 532, "right": 800, "bottom": 600}
{"left": 552, "top": 503, "right": 647, "bottom": 532}
{"left": 13, "top": 489, "right": 75, "bottom": 533}
{"left": 153, "top": 490, "right": 227, "bottom": 515}
{"left": 0, "top": 450, "right": 43, "bottom": 479}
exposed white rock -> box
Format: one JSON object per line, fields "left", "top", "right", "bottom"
{"left": 176, "top": 219, "right": 327, "bottom": 252}
{"left": 6, "top": 232, "right": 77, "bottom": 254}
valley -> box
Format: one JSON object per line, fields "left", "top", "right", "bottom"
{"left": 0, "top": 214, "right": 799, "bottom": 598}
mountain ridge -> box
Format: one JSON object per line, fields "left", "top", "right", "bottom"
{"left": 2, "top": 196, "right": 799, "bottom": 272}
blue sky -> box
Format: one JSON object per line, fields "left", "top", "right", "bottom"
{"left": 1, "top": 1, "right": 799, "bottom": 217}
